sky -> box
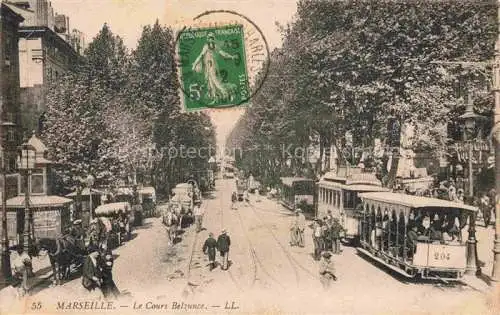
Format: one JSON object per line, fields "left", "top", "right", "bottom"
{"left": 50, "top": 0, "right": 298, "bottom": 148}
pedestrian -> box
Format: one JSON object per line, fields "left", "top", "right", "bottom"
{"left": 11, "top": 245, "right": 32, "bottom": 297}
{"left": 331, "top": 219, "right": 344, "bottom": 254}
{"left": 296, "top": 209, "right": 306, "bottom": 247}
{"left": 480, "top": 193, "right": 492, "bottom": 227}
{"left": 217, "top": 229, "right": 231, "bottom": 270}
{"left": 319, "top": 251, "right": 336, "bottom": 290}
{"left": 243, "top": 190, "right": 250, "bottom": 206}
{"left": 82, "top": 245, "right": 103, "bottom": 298}
{"left": 326, "top": 210, "right": 333, "bottom": 223}
{"left": 312, "top": 220, "right": 323, "bottom": 260}
{"left": 193, "top": 202, "right": 204, "bottom": 233}
{"left": 456, "top": 189, "right": 465, "bottom": 204}
{"left": 231, "top": 192, "right": 238, "bottom": 209}
{"left": 98, "top": 244, "right": 120, "bottom": 299}
{"left": 323, "top": 220, "right": 333, "bottom": 252}
{"left": 289, "top": 212, "right": 299, "bottom": 246}
{"left": 321, "top": 217, "right": 330, "bottom": 252}
{"left": 203, "top": 233, "right": 218, "bottom": 271}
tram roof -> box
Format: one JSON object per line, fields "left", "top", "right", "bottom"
{"left": 359, "top": 192, "right": 478, "bottom": 212}
{"left": 319, "top": 180, "right": 390, "bottom": 192}
{"left": 280, "top": 177, "right": 315, "bottom": 186}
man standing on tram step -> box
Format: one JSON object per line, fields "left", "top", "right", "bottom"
{"left": 319, "top": 251, "right": 336, "bottom": 290}
{"left": 296, "top": 208, "right": 306, "bottom": 247}
{"left": 203, "top": 233, "right": 218, "bottom": 271}
{"left": 193, "top": 202, "right": 204, "bottom": 233}
{"left": 217, "top": 230, "right": 231, "bottom": 270}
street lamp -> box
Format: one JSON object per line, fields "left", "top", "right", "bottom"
{"left": 86, "top": 174, "right": 95, "bottom": 222}
{"left": 0, "top": 145, "right": 12, "bottom": 284}
{"left": 17, "top": 142, "right": 36, "bottom": 254}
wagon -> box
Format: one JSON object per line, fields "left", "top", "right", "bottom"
{"left": 94, "top": 202, "right": 133, "bottom": 247}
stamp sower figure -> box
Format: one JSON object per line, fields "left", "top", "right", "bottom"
{"left": 11, "top": 245, "right": 32, "bottom": 297}
{"left": 82, "top": 245, "right": 103, "bottom": 298}
{"left": 193, "top": 202, "right": 204, "bottom": 233}
{"left": 203, "top": 233, "right": 218, "bottom": 271}
{"left": 217, "top": 229, "right": 231, "bottom": 270}
{"left": 319, "top": 251, "right": 336, "bottom": 290}
{"left": 192, "top": 32, "right": 238, "bottom": 104}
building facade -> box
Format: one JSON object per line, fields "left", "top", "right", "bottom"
{"left": 0, "top": 2, "right": 24, "bottom": 178}
{"left": 6, "top": 0, "right": 84, "bottom": 135}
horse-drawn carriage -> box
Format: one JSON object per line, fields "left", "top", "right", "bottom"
{"left": 94, "top": 202, "right": 133, "bottom": 249}
{"left": 140, "top": 186, "right": 157, "bottom": 218}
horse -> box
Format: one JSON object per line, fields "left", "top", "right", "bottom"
{"left": 163, "top": 211, "right": 178, "bottom": 245}
{"left": 36, "top": 235, "right": 87, "bottom": 286}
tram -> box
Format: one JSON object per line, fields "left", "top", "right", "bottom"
{"left": 357, "top": 192, "right": 477, "bottom": 281}
{"left": 280, "top": 177, "right": 315, "bottom": 214}
{"left": 317, "top": 171, "right": 389, "bottom": 244}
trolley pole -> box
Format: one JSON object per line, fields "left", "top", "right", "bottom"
{"left": 491, "top": 0, "right": 500, "bottom": 282}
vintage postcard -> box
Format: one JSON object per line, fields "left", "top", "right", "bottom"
{"left": 0, "top": 0, "right": 499, "bottom": 314}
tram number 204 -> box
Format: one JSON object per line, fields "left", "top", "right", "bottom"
{"left": 433, "top": 252, "right": 451, "bottom": 261}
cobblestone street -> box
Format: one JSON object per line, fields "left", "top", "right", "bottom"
{"left": 2, "top": 179, "right": 497, "bottom": 314}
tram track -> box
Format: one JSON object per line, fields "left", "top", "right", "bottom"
{"left": 217, "top": 181, "right": 245, "bottom": 292}
{"left": 247, "top": 198, "right": 320, "bottom": 282}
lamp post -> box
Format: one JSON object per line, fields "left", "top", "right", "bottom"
{"left": 491, "top": 2, "right": 500, "bottom": 281}
{"left": 17, "top": 142, "right": 36, "bottom": 255}
{"left": 0, "top": 145, "right": 12, "bottom": 284}
{"left": 86, "top": 174, "right": 95, "bottom": 222}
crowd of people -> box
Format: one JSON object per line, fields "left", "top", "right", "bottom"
{"left": 290, "top": 210, "right": 345, "bottom": 261}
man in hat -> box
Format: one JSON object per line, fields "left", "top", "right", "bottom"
{"left": 98, "top": 243, "right": 120, "bottom": 298}
{"left": 296, "top": 208, "right": 306, "bottom": 247}
{"left": 312, "top": 220, "right": 323, "bottom": 260}
{"left": 217, "top": 230, "right": 231, "bottom": 270}
{"left": 289, "top": 212, "right": 299, "bottom": 246}
{"left": 203, "top": 233, "right": 218, "bottom": 271}
{"left": 193, "top": 202, "right": 205, "bottom": 233}
{"left": 319, "top": 251, "right": 336, "bottom": 289}
{"left": 11, "top": 245, "right": 32, "bottom": 297}
{"left": 82, "top": 245, "right": 103, "bottom": 297}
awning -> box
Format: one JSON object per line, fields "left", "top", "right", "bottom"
{"left": 7, "top": 195, "right": 73, "bottom": 208}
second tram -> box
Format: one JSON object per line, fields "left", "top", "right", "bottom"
{"left": 280, "top": 177, "right": 315, "bottom": 214}
{"left": 317, "top": 171, "right": 389, "bottom": 244}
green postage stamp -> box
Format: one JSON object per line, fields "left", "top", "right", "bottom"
{"left": 177, "top": 25, "right": 250, "bottom": 110}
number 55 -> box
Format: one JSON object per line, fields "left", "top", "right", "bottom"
{"left": 189, "top": 83, "right": 201, "bottom": 100}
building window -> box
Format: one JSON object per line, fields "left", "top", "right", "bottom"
{"left": 31, "top": 169, "right": 45, "bottom": 194}
{"left": 6, "top": 112, "right": 15, "bottom": 123}
{"left": 20, "top": 169, "right": 45, "bottom": 195}
{"left": 8, "top": 157, "right": 17, "bottom": 172}
{"left": 7, "top": 129, "right": 15, "bottom": 142}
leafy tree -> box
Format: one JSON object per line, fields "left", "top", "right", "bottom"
{"left": 230, "top": 0, "right": 496, "bottom": 184}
